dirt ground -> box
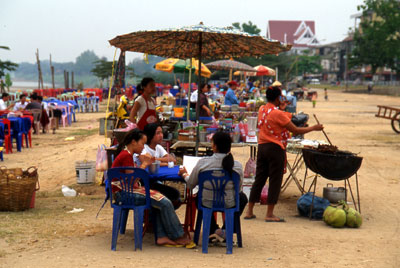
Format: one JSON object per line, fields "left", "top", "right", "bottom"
{"left": 1, "top": 89, "right": 400, "bottom": 267}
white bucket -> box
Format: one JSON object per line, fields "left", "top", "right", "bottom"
{"left": 75, "top": 161, "right": 96, "bottom": 184}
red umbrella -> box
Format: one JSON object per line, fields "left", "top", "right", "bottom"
{"left": 254, "top": 65, "right": 276, "bottom": 76}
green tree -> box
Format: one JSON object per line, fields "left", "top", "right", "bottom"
{"left": 91, "top": 59, "right": 113, "bottom": 84}
{"left": 0, "top": 46, "right": 18, "bottom": 92}
{"left": 5, "top": 73, "right": 12, "bottom": 90}
{"left": 350, "top": 0, "right": 400, "bottom": 74}
{"left": 232, "top": 21, "right": 261, "bottom": 35}
{"left": 296, "top": 55, "right": 322, "bottom": 75}
{"left": 75, "top": 50, "right": 100, "bottom": 75}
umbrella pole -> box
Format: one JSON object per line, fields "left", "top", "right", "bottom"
{"left": 229, "top": 69, "right": 233, "bottom": 81}
{"left": 187, "top": 58, "right": 192, "bottom": 121}
{"left": 195, "top": 33, "right": 203, "bottom": 156}
{"left": 180, "top": 69, "right": 184, "bottom": 106}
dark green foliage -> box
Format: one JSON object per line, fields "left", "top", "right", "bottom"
{"left": 350, "top": 0, "right": 400, "bottom": 74}
{"left": 91, "top": 59, "right": 113, "bottom": 81}
{"left": 0, "top": 46, "right": 19, "bottom": 80}
{"left": 232, "top": 21, "right": 261, "bottom": 35}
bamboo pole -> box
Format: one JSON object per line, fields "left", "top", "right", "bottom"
{"left": 66, "top": 71, "right": 69, "bottom": 89}
{"left": 50, "top": 54, "right": 55, "bottom": 89}
{"left": 195, "top": 33, "right": 203, "bottom": 156}
{"left": 36, "top": 49, "right": 44, "bottom": 89}
{"left": 64, "top": 70, "right": 67, "bottom": 89}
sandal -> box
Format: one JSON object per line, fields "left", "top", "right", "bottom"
{"left": 185, "top": 241, "right": 197, "bottom": 249}
{"left": 159, "top": 244, "right": 184, "bottom": 248}
{"left": 265, "top": 218, "right": 285, "bottom": 222}
{"left": 244, "top": 215, "right": 256, "bottom": 220}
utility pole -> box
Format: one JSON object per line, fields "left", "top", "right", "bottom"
{"left": 35, "top": 49, "right": 44, "bottom": 89}
{"left": 50, "top": 54, "right": 55, "bottom": 89}
{"left": 66, "top": 71, "right": 69, "bottom": 89}
{"left": 71, "top": 71, "right": 74, "bottom": 89}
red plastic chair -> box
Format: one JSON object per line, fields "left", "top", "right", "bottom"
{"left": 0, "top": 119, "right": 12, "bottom": 154}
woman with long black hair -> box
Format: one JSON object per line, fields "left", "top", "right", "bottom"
{"left": 139, "top": 123, "right": 181, "bottom": 209}
{"left": 182, "top": 131, "right": 248, "bottom": 240}
{"left": 129, "top": 77, "right": 158, "bottom": 130}
{"left": 197, "top": 83, "right": 212, "bottom": 117}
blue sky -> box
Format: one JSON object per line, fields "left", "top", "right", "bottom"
{"left": 0, "top": 0, "right": 364, "bottom": 63}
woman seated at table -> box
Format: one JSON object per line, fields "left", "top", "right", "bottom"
{"left": 139, "top": 123, "right": 181, "bottom": 209}
{"left": 181, "top": 131, "right": 248, "bottom": 241}
{"left": 111, "top": 129, "right": 193, "bottom": 248}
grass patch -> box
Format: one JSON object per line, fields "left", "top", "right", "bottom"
{"left": 0, "top": 191, "right": 111, "bottom": 246}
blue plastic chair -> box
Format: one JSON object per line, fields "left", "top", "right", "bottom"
{"left": 105, "top": 167, "right": 152, "bottom": 251}
{"left": 193, "top": 169, "right": 242, "bottom": 254}
{"left": 64, "top": 100, "right": 78, "bottom": 122}
{"left": 20, "top": 117, "right": 31, "bottom": 148}
{"left": 9, "top": 118, "right": 23, "bottom": 152}
{"left": 89, "top": 96, "right": 99, "bottom": 112}
{"left": 0, "top": 123, "right": 4, "bottom": 161}
{"left": 77, "top": 97, "right": 85, "bottom": 113}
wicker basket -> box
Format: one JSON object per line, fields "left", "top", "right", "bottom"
{"left": 0, "top": 166, "right": 39, "bottom": 212}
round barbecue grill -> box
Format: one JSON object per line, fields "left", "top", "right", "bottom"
{"left": 302, "top": 148, "right": 363, "bottom": 181}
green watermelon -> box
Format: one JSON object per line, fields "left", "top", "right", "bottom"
{"left": 325, "top": 208, "right": 347, "bottom": 228}
{"left": 345, "top": 208, "right": 363, "bottom": 228}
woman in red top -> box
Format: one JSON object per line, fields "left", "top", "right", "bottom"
{"left": 129, "top": 78, "right": 158, "bottom": 130}
{"left": 111, "top": 129, "right": 193, "bottom": 247}
{"left": 245, "top": 87, "right": 324, "bottom": 222}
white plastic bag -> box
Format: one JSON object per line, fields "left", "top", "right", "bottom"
{"left": 62, "top": 185, "right": 77, "bottom": 197}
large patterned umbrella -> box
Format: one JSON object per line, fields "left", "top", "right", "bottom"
{"left": 109, "top": 23, "right": 291, "bottom": 59}
{"left": 109, "top": 22, "right": 291, "bottom": 154}
{"left": 206, "top": 59, "right": 255, "bottom": 81}
{"left": 205, "top": 60, "right": 255, "bottom": 72}
{"left": 154, "top": 58, "right": 211, "bottom": 78}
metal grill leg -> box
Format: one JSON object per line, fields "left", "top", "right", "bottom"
{"left": 309, "top": 175, "right": 318, "bottom": 219}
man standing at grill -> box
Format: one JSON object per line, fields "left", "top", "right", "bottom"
{"left": 245, "top": 86, "right": 323, "bottom": 222}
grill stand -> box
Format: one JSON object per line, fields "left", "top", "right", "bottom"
{"left": 281, "top": 153, "right": 306, "bottom": 194}
{"left": 304, "top": 168, "right": 361, "bottom": 219}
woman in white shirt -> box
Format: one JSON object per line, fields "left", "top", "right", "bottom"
{"left": 140, "top": 123, "right": 181, "bottom": 209}
{"left": 140, "top": 123, "right": 176, "bottom": 166}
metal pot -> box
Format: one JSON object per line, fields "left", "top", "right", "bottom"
{"left": 323, "top": 183, "right": 347, "bottom": 203}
